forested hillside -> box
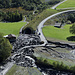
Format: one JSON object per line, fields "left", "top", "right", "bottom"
{"left": 0, "top": 0, "right": 42, "bottom": 10}
{"left": 0, "top": 0, "right": 62, "bottom": 10}
{"left": 0, "top": 0, "right": 63, "bottom": 22}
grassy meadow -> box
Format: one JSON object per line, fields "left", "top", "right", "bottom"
{"left": 43, "top": 24, "right": 75, "bottom": 41}
{"left": 0, "top": 22, "right": 26, "bottom": 36}
{"left": 56, "top": 0, "right": 75, "bottom": 9}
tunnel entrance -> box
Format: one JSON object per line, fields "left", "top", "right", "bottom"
{"left": 25, "top": 28, "right": 32, "bottom": 34}
{"left": 22, "top": 27, "right": 35, "bottom": 34}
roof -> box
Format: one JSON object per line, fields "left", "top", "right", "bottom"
{"left": 54, "top": 23, "right": 62, "bottom": 26}
{"left": 4, "top": 34, "right": 16, "bottom": 38}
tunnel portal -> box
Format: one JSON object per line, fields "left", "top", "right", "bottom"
{"left": 22, "top": 27, "right": 35, "bottom": 34}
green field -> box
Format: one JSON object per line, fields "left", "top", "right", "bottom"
{"left": 43, "top": 24, "right": 75, "bottom": 41}
{"left": 57, "top": 0, "right": 75, "bottom": 9}
{"left": 0, "top": 22, "right": 26, "bottom": 36}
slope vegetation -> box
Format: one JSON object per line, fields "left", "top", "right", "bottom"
{"left": 23, "top": 9, "right": 58, "bottom": 30}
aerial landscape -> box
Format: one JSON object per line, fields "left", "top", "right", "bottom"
{"left": 0, "top": 0, "right": 75, "bottom": 75}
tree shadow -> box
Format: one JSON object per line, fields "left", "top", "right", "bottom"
{"left": 67, "top": 36, "right": 75, "bottom": 41}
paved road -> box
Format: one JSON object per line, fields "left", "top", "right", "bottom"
{"left": 51, "top": 0, "right": 67, "bottom": 9}
{"left": 37, "top": 20, "right": 48, "bottom": 45}
{"left": 57, "top": 7, "right": 75, "bottom": 10}
{"left": 0, "top": 62, "right": 14, "bottom": 75}
{"left": 37, "top": 0, "right": 68, "bottom": 45}
{"left": 37, "top": 9, "right": 75, "bottom": 45}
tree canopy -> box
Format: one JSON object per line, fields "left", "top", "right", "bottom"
{"left": 0, "top": 0, "right": 62, "bottom": 10}
{"left": 68, "top": 13, "right": 75, "bottom": 23}
{"left": 0, "top": 33, "right": 12, "bottom": 62}
{"left": 70, "top": 23, "right": 75, "bottom": 34}
{"left": 4, "top": 11, "right": 23, "bottom": 22}
{"left": 0, "top": 0, "right": 41, "bottom": 10}
{"left": 0, "top": 11, "right": 23, "bottom": 22}
{"left": 0, "top": 0, "right": 63, "bottom": 22}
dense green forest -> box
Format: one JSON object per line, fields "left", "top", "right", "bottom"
{"left": 0, "top": 0, "right": 62, "bottom": 22}
{"left": 0, "top": 0, "right": 62, "bottom": 10}
{"left": 0, "top": 10, "right": 23, "bottom": 22}
{"left": 68, "top": 13, "right": 75, "bottom": 23}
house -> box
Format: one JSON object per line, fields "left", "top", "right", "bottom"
{"left": 54, "top": 23, "right": 62, "bottom": 28}
{"left": 4, "top": 34, "right": 16, "bottom": 43}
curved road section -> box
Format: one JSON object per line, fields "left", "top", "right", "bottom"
{"left": 37, "top": 0, "right": 67, "bottom": 45}
{"left": 51, "top": 0, "right": 67, "bottom": 9}
{"left": 37, "top": 10, "right": 75, "bottom": 45}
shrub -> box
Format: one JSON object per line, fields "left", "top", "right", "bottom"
{"left": 66, "top": 20, "right": 72, "bottom": 24}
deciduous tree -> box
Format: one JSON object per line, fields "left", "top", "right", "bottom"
{"left": 70, "top": 23, "right": 75, "bottom": 34}
{"left": 0, "top": 33, "right": 12, "bottom": 62}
